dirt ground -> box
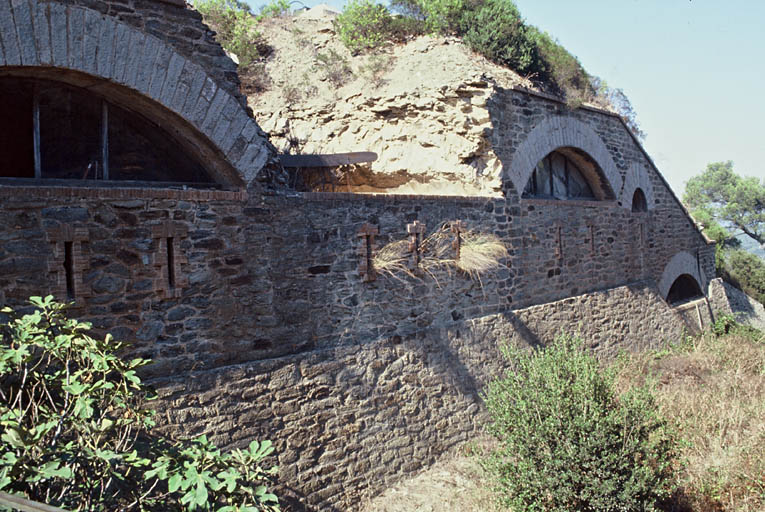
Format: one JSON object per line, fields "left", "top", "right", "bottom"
{"left": 361, "top": 442, "right": 498, "bottom": 512}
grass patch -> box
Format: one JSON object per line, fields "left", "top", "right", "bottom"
{"left": 614, "top": 322, "right": 765, "bottom": 511}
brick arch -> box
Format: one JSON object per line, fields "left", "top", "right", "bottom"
{"left": 0, "top": 0, "right": 272, "bottom": 187}
{"left": 506, "top": 116, "right": 623, "bottom": 200}
{"left": 620, "top": 162, "right": 655, "bottom": 211}
{"left": 658, "top": 251, "right": 706, "bottom": 300}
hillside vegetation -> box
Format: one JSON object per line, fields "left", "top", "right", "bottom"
{"left": 196, "top": 0, "right": 643, "bottom": 138}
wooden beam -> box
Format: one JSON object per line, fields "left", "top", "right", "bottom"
{"left": 0, "top": 492, "right": 68, "bottom": 512}
{"left": 279, "top": 152, "right": 377, "bottom": 168}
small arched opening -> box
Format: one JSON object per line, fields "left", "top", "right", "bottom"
{"left": 522, "top": 147, "right": 615, "bottom": 201}
{"left": 666, "top": 274, "right": 704, "bottom": 305}
{"left": 631, "top": 188, "right": 648, "bottom": 212}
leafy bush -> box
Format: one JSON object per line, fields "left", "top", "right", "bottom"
{"left": 0, "top": 296, "right": 279, "bottom": 511}
{"left": 720, "top": 249, "right": 765, "bottom": 305}
{"left": 257, "top": 0, "right": 290, "bottom": 20}
{"left": 196, "top": 0, "right": 267, "bottom": 75}
{"left": 340, "top": 0, "right": 600, "bottom": 108}
{"left": 335, "top": 0, "right": 394, "bottom": 53}
{"left": 392, "top": 0, "right": 465, "bottom": 34}
{"left": 483, "top": 334, "right": 676, "bottom": 511}
{"left": 460, "top": 0, "right": 539, "bottom": 77}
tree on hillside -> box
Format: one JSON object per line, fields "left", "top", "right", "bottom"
{"left": 685, "top": 162, "right": 765, "bottom": 305}
{"left": 684, "top": 161, "right": 765, "bottom": 248}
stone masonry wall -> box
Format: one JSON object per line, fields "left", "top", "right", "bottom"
{"left": 0, "top": 60, "right": 718, "bottom": 509}
{"left": 151, "top": 282, "right": 691, "bottom": 510}
{"left": 54, "top": 0, "right": 246, "bottom": 105}
{"left": 488, "top": 88, "right": 715, "bottom": 290}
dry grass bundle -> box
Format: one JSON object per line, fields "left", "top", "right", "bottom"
{"left": 457, "top": 231, "right": 509, "bottom": 279}
{"left": 372, "top": 224, "right": 508, "bottom": 284}
{"left": 372, "top": 239, "right": 415, "bottom": 282}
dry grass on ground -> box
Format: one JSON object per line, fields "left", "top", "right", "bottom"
{"left": 365, "top": 325, "right": 764, "bottom": 512}
{"left": 615, "top": 325, "right": 765, "bottom": 512}
{"left": 362, "top": 439, "right": 499, "bottom": 512}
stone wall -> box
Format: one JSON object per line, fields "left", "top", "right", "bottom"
{"left": 0, "top": 178, "right": 715, "bottom": 509}
{"left": 708, "top": 277, "right": 765, "bottom": 330}
{"left": 151, "top": 282, "right": 691, "bottom": 510}
{"left": 0, "top": 9, "right": 720, "bottom": 505}
{"left": 57, "top": 0, "right": 246, "bottom": 105}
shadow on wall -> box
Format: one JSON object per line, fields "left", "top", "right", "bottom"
{"left": 153, "top": 307, "right": 566, "bottom": 511}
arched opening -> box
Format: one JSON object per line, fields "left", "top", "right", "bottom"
{"left": 666, "top": 274, "right": 704, "bottom": 305}
{"left": 522, "top": 147, "right": 614, "bottom": 201}
{"left": 631, "top": 188, "right": 648, "bottom": 212}
{"left": 0, "top": 74, "right": 220, "bottom": 187}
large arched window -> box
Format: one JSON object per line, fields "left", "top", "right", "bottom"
{"left": 523, "top": 148, "right": 612, "bottom": 200}
{"left": 0, "top": 77, "right": 214, "bottom": 186}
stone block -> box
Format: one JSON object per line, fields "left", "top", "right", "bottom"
{"left": 148, "top": 43, "right": 172, "bottom": 101}
{"left": 210, "top": 97, "right": 240, "bottom": 150}
{"left": 200, "top": 87, "right": 228, "bottom": 137}
{"left": 134, "top": 35, "right": 159, "bottom": 95}
{"left": 121, "top": 30, "right": 146, "bottom": 88}
{"left": 96, "top": 16, "right": 117, "bottom": 78}
{"left": 10, "top": 0, "right": 36, "bottom": 66}
{"left": 0, "top": 0, "right": 21, "bottom": 65}
{"left": 81, "top": 8, "right": 100, "bottom": 74}
{"left": 237, "top": 142, "right": 268, "bottom": 183}
{"left": 110, "top": 22, "right": 131, "bottom": 82}
{"left": 48, "top": 1, "right": 67, "bottom": 67}
{"left": 160, "top": 51, "right": 184, "bottom": 107}
{"left": 180, "top": 63, "right": 207, "bottom": 119}
{"left": 67, "top": 7, "right": 84, "bottom": 70}
{"left": 33, "top": 1, "right": 52, "bottom": 65}
{"left": 221, "top": 110, "right": 250, "bottom": 154}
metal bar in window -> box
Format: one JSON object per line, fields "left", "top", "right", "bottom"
{"left": 101, "top": 101, "right": 109, "bottom": 180}
{"left": 33, "top": 91, "right": 41, "bottom": 179}
{"left": 564, "top": 156, "right": 570, "bottom": 196}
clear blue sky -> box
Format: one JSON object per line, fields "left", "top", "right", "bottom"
{"left": 250, "top": 0, "right": 765, "bottom": 196}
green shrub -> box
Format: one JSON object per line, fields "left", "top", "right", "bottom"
{"left": 257, "top": 0, "right": 290, "bottom": 20}
{"left": 335, "top": 0, "right": 394, "bottom": 53}
{"left": 533, "top": 29, "right": 593, "bottom": 107}
{"left": 392, "top": 0, "right": 465, "bottom": 34}
{"left": 720, "top": 249, "right": 765, "bottom": 306}
{"left": 0, "top": 296, "right": 279, "bottom": 511}
{"left": 483, "top": 334, "right": 676, "bottom": 511}
{"left": 460, "top": 0, "right": 539, "bottom": 77}
{"left": 196, "top": 0, "right": 267, "bottom": 74}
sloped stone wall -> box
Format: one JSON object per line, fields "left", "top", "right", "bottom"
{"left": 150, "top": 281, "right": 690, "bottom": 510}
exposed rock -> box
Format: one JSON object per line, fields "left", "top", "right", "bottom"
{"left": 249, "top": 15, "right": 535, "bottom": 196}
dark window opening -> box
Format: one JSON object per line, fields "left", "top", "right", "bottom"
{"left": 632, "top": 188, "right": 648, "bottom": 212}
{"left": 64, "top": 241, "right": 76, "bottom": 300}
{"left": 166, "top": 237, "right": 175, "bottom": 289}
{"left": 523, "top": 150, "right": 597, "bottom": 200}
{"left": 667, "top": 274, "right": 703, "bottom": 305}
{"left": 0, "top": 77, "right": 213, "bottom": 185}
{"left": 39, "top": 83, "right": 102, "bottom": 180}
{"left": 0, "top": 79, "right": 35, "bottom": 178}
{"left": 109, "top": 102, "right": 209, "bottom": 182}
